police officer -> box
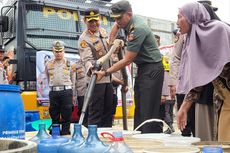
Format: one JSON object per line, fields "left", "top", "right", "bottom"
{"left": 96, "top": 0, "right": 164, "bottom": 133}
{"left": 0, "top": 48, "right": 4, "bottom": 62}
{"left": 75, "top": 59, "right": 88, "bottom": 126}
{"left": 78, "top": 8, "right": 113, "bottom": 127}
{"left": 45, "top": 40, "right": 75, "bottom": 135}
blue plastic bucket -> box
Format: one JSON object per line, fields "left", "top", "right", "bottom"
{"left": 0, "top": 84, "right": 25, "bottom": 139}
{"left": 25, "top": 111, "right": 40, "bottom": 122}
{"left": 25, "top": 110, "right": 40, "bottom": 131}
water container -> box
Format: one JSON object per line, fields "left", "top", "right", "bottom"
{"left": 52, "top": 124, "right": 61, "bottom": 137}
{"left": 25, "top": 111, "right": 40, "bottom": 122}
{"left": 58, "top": 124, "right": 85, "bottom": 153}
{"left": 71, "top": 124, "right": 85, "bottom": 143}
{"left": 101, "top": 131, "right": 133, "bottom": 153}
{"left": 38, "top": 124, "right": 69, "bottom": 153}
{"left": 111, "top": 131, "right": 133, "bottom": 153}
{"left": 0, "top": 84, "right": 25, "bottom": 139}
{"left": 30, "top": 123, "right": 50, "bottom": 143}
{"left": 203, "top": 146, "right": 223, "bottom": 153}
{"left": 25, "top": 110, "right": 40, "bottom": 131}
{"left": 71, "top": 125, "right": 110, "bottom": 153}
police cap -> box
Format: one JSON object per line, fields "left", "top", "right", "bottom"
{"left": 110, "top": 0, "right": 132, "bottom": 18}
{"left": 198, "top": 0, "right": 218, "bottom": 11}
{"left": 52, "top": 40, "right": 65, "bottom": 52}
{"left": 84, "top": 8, "right": 100, "bottom": 22}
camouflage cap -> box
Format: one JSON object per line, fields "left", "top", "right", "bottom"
{"left": 110, "top": 0, "right": 132, "bottom": 18}
{"left": 84, "top": 8, "right": 100, "bottom": 22}
{"left": 52, "top": 40, "right": 65, "bottom": 51}
{"left": 198, "top": 0, "right": 218, "bottom": 11}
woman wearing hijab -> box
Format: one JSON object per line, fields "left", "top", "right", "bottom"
{"left": 176, "top": 2, "right": 230, "bottom": 141}
{"left": 172, "top": 2, "right": 221, "bottom": 141}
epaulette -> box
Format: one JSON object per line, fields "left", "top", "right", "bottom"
{"left": 66, "top": 60, "right": 71, "bottom": 67}
{"left": 99, "top": 28, "right": 107, "bottom": 38}
{"left": 47, "top": 60, "right": 55, "bottom": 67}
{"left": 81, "top": 31, "right": 87, "bottom": 37}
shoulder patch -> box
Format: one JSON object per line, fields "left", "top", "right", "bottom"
{"left": 80, "top": 40, "right": 88, "bottom": 48}
{"left": 128, "top": 34, "right": 134, "bottom": 41}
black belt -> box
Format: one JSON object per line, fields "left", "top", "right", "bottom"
{"left": 50, "top": 85, "right": 72, "bottom": 91}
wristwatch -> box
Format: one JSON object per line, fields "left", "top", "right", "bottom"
{"left": 104, "top": 69, "right": 110, "bottom": 76}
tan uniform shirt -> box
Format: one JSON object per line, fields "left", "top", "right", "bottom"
{"left": 112, "top": 70, "right": 124, "bottom": 95}
{"left": 45, "top": 59, "right": 75, "bottom": 87}
{"left": 78, "top": 28, "right": 111, "bottom": 84}
{"left": 0, "top": 62, "right": 8, "bottom": 84}
{"left": 169, "top": 35, "right": 184, "bottom": 86}
{"left": 162, "top": 71, "right": 170, "bottom": 96}
{"left": 75, "top": 60, "right": 87, "bottom": 97}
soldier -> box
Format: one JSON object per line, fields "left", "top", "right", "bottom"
{"left": 78, "top": 8, "right": 113, "bottom": 127}
{"left": 95, "top": 0, "right": 164, "bottom": 133}
{"left": 45, "top": 40, "right": 75, "bottom": 135}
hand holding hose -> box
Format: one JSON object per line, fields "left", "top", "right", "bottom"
{"left": 94, "top": 39, "right": 124, "bottom": 81}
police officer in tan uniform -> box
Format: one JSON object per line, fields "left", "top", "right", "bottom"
{"left": 45, "top": 40, "right": 75, "bottom": 135}
{"left": 0, "top": 48, "right": 9, "bottom": 84}
{"left": 78, "top": 8, "right": 113, "bottom": 127}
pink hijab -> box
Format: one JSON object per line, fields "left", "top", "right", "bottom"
{"left": 177, "top": 2, "right": 230, "bottom": 94}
